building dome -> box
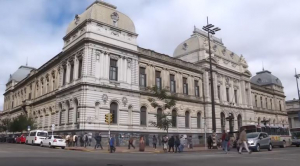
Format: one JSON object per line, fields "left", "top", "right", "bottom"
{"left": 7, "top": 66, "right": 35, "bottom": 83}
{"left": 66, "top": 1, "right": 136, "bottom": 35}
{"left": 250, "top": 70, "right": 283, "bottom": 87}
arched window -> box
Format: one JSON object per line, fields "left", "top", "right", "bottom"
{"left": 172, "top": 109, "right": 177, "bottom": 127}
{"left": 185, "top": 111, "right": 190, "bottom": 128}
{"left": 58, "top": 103, "right": 62, "bottom": 125}
{"left": 237, "top": 114, "right": 242, "bottom": 130}
{"left": 74, "top": 98, "right": 79, "bottom": 123}
{"left": 157, "top": 108, "right": 162, "bottom": 126}
{"left": 110, "top": 102, "right": 118, "bottom": 124}
{"left": 197, "top": 112, "right": 201, "bottom": 128}
{"left": 140, "top": 106, "right": 147, "bottom": 126}
{"left": 221, "top": 112, "right": 225, "bottom": 132}
{"left": 66, "top": 100, "right": 70, "bottom": 123}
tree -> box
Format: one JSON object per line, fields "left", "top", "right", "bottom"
{"left": 0, "top": 118, "right": 11, "bottom": 133}
{"left": 8, "top": 114, "right": 37, "bottom": 132}
{"left": 148, "top": 86, "right": 177, "bottom": 134}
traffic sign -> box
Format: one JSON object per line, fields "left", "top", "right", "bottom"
{"left": 105, "top": 113, "right": 113, "bottom": 124}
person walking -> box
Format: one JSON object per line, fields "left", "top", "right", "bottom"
{"left": 128, "top": 137, "right": 135, "bottom": 149}
{"left": 187, "top": 136, "right": 193, "bottom": 149}
{"left": 179, "top": 135, "right": 185, "bottom": 152}
{"left": 238, "top": 128, "right": 251, "bottom": 154}
{"left": 94, "top": 133, "right": 103, "bottom": 150}
{"left": 88, "top": 132, "right": 92, "bottom": 146}
{"left": 223, "top": 130, "right": 230, "bottom": 154}
{"left": 162, "top": 136, "right": 168, "bottom": 152}
{"left": 152, "top": 135, "right": 157, "bottom": 150}
{"left": 139, "top": 136, "right": 145, "bottom": 152}
{"left": 109, "top": 136, "right": 115, "bottom": 153}
{"left": 175, "top": 136, "right": 180, "bottom": 153}
{"left": 168, "top": 136, "right": 175, "bottom": 153}
{"left": 83, "top": 133, "right": 89, "bottom": 148}
{"left": 65, "top": 135, "right": 70, "bottom": 147}
{"left": 73, "top": 135, "right": 77, "bottom": 147}
{"left": 207, "top": 135, "right": 212, "bottom": 149}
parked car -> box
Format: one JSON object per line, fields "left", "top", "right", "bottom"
{"left": 16, "top": 134, "right": 27, "bottom": 144}
{"left": 26, "top": 130, "right": 48, "bottom": 145}
{"left": 246, "top": 132, "right": 272, "bottom": 152}
{"left": 6, "top": 134, "right": 18, "bottom": 143}
{"left": 41, "top": 135, "right": 66, "bottom": 149}
{"left": 0, "top": 135, "right": 7, "bottom": 142}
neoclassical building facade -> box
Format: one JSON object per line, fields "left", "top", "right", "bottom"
{"left": 0, "top": 1, "right": 288, "bottom": 145}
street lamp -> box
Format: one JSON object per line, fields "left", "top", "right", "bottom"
{"left": 202, "top": 17, "right": 221, "bottom": 133}
{"left": 295, "top": 69, "right": 300, "bottom": 104}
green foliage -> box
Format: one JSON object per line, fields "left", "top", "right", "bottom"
{"left": 4, "top": 114, "right": 36, "bottom": 132}
{"left": 0, "top": 118, "right": 11, "bottom": 133}
{"left": 147, "top": 86, "right": 177, "bottom": 134}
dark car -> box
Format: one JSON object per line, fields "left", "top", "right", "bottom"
{"left": 6, "top": 134, "right": 18, "bottom": 143}
{"left": 0, "top": 135, "right": 7, "bottom": 142}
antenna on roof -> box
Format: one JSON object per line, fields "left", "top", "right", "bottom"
{"left": 26, "top": 57, "right": 28, "bottom": 66}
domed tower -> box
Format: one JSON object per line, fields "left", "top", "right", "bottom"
{"left": 63, "top": 0, "right": 138, "bottom": 51}
{"left": 250, "top": 70, "right": 284, "bottom": 92}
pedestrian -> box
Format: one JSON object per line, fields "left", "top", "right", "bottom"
{"left": 65, "top": 134, "right": 70, "bottom": 147}
{"left": 139, "top": 136, "right": 145, "bottom": 152}
{"left": 223, "top": 130, "right": 230, "bottom": 154}
{"left": 152, "top": 135, "right": 157, "bottom": 149}
{"left": 68, "top": 135, "right": 73, "bottom": 147}
{"left": 109, "top": 136, "right": 115, "bottom": 153}
{"left": 162, "top": 136, "right": 168, "bottom": 152}
{"left": 187, "top": 136, "right": 193, "bottom": 149}
{"left": 79, "top": 135, "right": 84, "bottom": 147}
{"left": 207, "top": 135, "right": 212, "bottom": 149}
{"left": 179, "top": 135, "right": 185, "bottom": 152}
{"left": 88, "top": 132, "right": 92, "bottom": 146}
{"left": 175, "top": 136, "right": 180, "bottom": 153}
{"left": 128, "top": 136, "right": 135, "bottom": 149}
{"left": 168, "top": 136, "right": 175, "bottom": 152}
{"left": 73, "top": 134, "right": 77, "bottom": 147}
{"left": 83, "top": 133, "right": 89, "bottom": 148}
{"left": 94, "top": 133, "right": 103, "bottom": 150}
{"left": 238, "top": 128, "right": 252, "bottom": 154}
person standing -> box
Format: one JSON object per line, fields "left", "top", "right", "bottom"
{"left": 223, "top": 130, "right": 230, "bottom": 153}
{"left": 128, "top": 136, "right": 135, "bottom": 149}
{"left": 109, "top": 136, "right": 115, "bottom": 153}
{"left": 162, "top": 136, "right": 168, "bottom": 152}
{"left": 83, "top": 133, "right": 88, "bottom": 148}
{"left": 73, "top": 134, "right": 77, "bottom": 147}
{"left": 65, "top": 135, "right": 70, "bottom": 147}
{"left": 168, "top": 136, "right": 175, "bottom": 152}
{"left": 187, "top": 136, "right": 193, "bottom": 149}
{"left": 88, "top": 132, "right": 92, "bottom": 146}
{"left": 238, "top": 128, "right": 251, "bottom": 154}
{"left": 207, "top": 135, "right": 212, "bottom": 149}
{"left": 175, "top": 136, "right": 180, "bottom": 153}
{"left": 179, "top": 135, "right": 185, "bottom": 152}
{"left": 139, "top": 136, "right": 145, "bottom": 152}
{"left": 152, "top": 135, "right": 157, "bottom": 150}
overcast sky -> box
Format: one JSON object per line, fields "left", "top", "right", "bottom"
{"left": 0, "top": 0, "right": 299, "bottom": 110}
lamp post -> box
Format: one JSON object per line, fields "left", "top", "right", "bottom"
{"left": 295, "top": 69, "right": 300, "bottom": 104}
{"left": 202, "top": 17, "right": 221, "bottom": 133}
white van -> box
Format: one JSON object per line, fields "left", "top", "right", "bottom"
{"left": 26, "top": 130, "right": 48, "bottom": 145}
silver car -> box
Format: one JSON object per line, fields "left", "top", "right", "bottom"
{"left": 247, "top": 132, "right": 272, "bottom": 152}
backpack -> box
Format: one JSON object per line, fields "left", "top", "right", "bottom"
{"left": 224, "top": 134, "right": 230, "bottom": 141}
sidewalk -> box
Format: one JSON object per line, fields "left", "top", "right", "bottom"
{"left": 66, "top": 146, "right": 209, "bottom": 153}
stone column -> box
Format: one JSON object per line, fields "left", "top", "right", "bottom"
{"left": 203, "top": 71, "right": 210, "bottom": 102}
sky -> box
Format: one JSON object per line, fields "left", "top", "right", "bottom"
{"left": 0, "top": 0, "right": 299, "bottom": 110}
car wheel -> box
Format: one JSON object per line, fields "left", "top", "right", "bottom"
{"left": 61, "top": 147, "right": 65, "bottom": 149}
{"left": 40, "top": 142, "right": 43, "bottom": 147}
{"left": 26, "top": 140, "right": 28, "bottom": 144}
{"left": 49, "top": 143, "right": 52, "bottom": 148}
{"left": 32, "top": 141, "right": 34, "bottom": 146}
{"left": 296, "top": 144, "right": 299, "bottom": 147}
{"left": 268, "top": 144, "right": 272, "bottom": 151}
{"left": 255, "top": 144, "right": 260, "bottom": 152}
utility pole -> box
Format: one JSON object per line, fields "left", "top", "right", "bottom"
{"left": 295, "top": 68, "right": 300, "bottom": 125}
{"left": 202, "top": 17, "right": 221, "bottom": 133}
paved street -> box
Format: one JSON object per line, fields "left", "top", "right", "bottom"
{"left": 1, "top": 143, "right": 300, "bottom": 166}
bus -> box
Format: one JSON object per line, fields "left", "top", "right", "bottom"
{"left": 241, "top": 125, "right": 291, "bottom": 148}
{"left": 290, "top": 128, "right": 300, "bottom": 147}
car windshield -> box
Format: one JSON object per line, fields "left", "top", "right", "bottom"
{"left": 247, "top": 133, "right": 259, "bottom": 138}
{"left": 54, "top": 136, "right": 63, "bottom": 139}
{"left": 37, "top": 132, "right": 47, "bottom": 137}
{"left": 292, "top": 132, "right": 300, "bottom": 139}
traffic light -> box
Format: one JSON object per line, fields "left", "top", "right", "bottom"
{"left": 105, "top": 113, "right": 113, "bottom": 124}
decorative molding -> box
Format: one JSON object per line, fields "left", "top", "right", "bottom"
{"left": 230, "top": 52, "right": 235, "bottom": 59}
{"left": 127, "top": 58, "right": 132, "bottom": 69}
{"left": 223, "top": 59, "right": 230, "bottom": 64}
{"left": 102, "top": 94, "right": 108, "bottom": 104}
{"left": 122, "top": 97, "right": 128, "bottom": 106}
{"left": 182, "top": 43, "right": 188, "bottom": 50}
{"left": 110, "top": 54, "right": 120, "bottom": 60}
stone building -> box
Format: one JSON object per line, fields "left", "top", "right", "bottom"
{"left": 0, "top": 1, "right": 289, "bottom": 145}
{"left": 286, "top": 99, "right": 300, "bottom": 128}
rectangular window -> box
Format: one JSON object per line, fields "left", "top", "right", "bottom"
{"left": 255, "top": 95, "right": 257, "bottom": 107}
{"left": 70, "top": 63, "right": 74, "bottom": 82}
{"left": 155, "top": 71, "right": 161, "bottom": 90}
{"left": 226, "top": 88, "right": 230, "bottom": 102}
{"left": 183, "top": 78, "right": 188, "bottom": 95}
{"left": 270, "top": 99, "right": 272, "bottom": 109}
{"left": 217, "top": 86, "right": 221, "bottom": 100}
{"left": 260, "top": 97, "right": 263, "bottom": 108}
{"left": 245, "top": 89, "right": 248, "bottom": 105}
{"left": 63, "top": 67, "right": 67, "bottom": 85}
{"left": 78, "top": 59, "right": 82, "bottom": 78}
{"left": 170, "top": 74, "right": 176, "bottom": 93}
{"left": 234, "top": 89, "right": 238, "bottom": 103}
{"left": 195, "top": 80, "right": 199, "bottom": 97}
{"left": 265, "top": 98, "right": 268, "bottom": 109}
{"left": 139, "top": 67, "right": 146, "bottom": 88}
{"left": 109, "top": 59, "right": 118, "bottom": 81}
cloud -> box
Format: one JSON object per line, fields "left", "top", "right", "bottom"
{"left": 0, "top": 0, "right": 299, "bottom": 110}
